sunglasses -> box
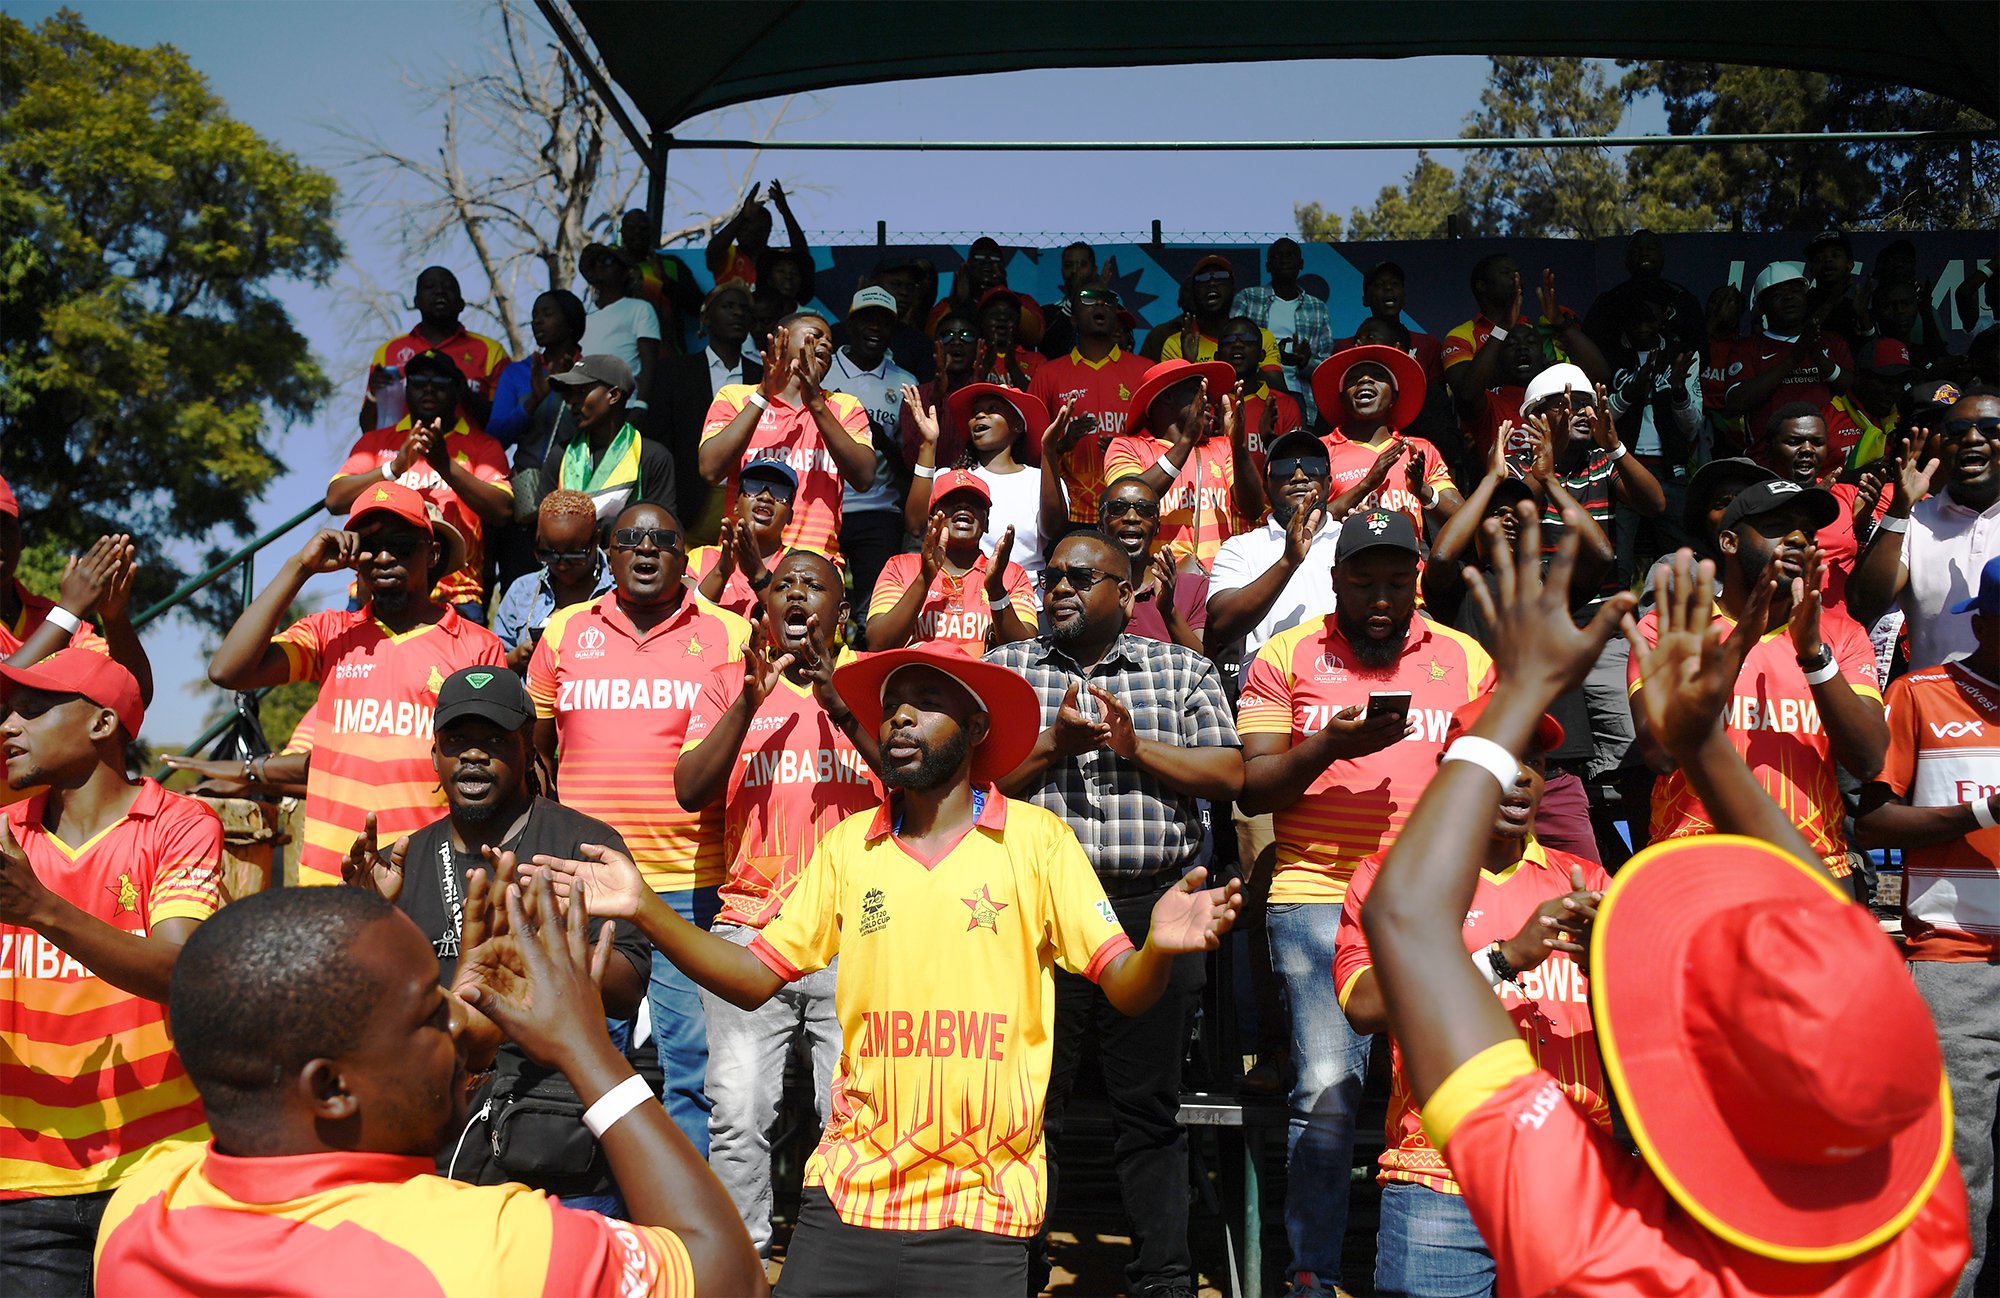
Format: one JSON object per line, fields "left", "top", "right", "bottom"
{"left": 1528, "top": 394, "right": 1597, "bottom": 414}
{"left": 742, "top": 477, "right": 797, "bottom": 504}
{"left": 1101, "top": 498, "right": 1160, "bottom": 519}
{"left": 360, "top": 532, "right": 427, "bottom": 558}
{"left": 1037, "top": 565, "right": 1122, "bottom": 594}
{"left": 611, "top": 527, "right": 682, "bottom": 552}
{"left": 1191, "top": 270, "right": 1233, "bottom": 284}
{"left": 1073, "top": 289, "right": 1123, "bottom": 307}
{"left": 1944, "top": 417, "right": 2000, "bottom": 439}
{"left": 1269, "top": 455, "right": 1329, "bottom": 480}
{"left": 404, "top": 373, "right": 458, "bottom": 391}
{"left": 536, "top": 547, "right": 593, "bottom": 565}
{"left": 966, "top": 254, "right": 1003, "bottom": 266}
{"left": 937, "top": 328, "right": 978, "bottom": 343}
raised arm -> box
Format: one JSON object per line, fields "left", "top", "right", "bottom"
{"left": 208, "top": 530, "right": 369, "bottom": 690}
{"left": 1846, "top": 430, "right": 1933, "bottom": 626}
{"left": 697, "top": 332, "right": 784, "bottom": 485}
{"left": 0, "top": 822, "right": 201, "bottom": 1002}
{"left": 1204, "top": 495, "right": 1323, "bottom": 654}
{"left": 1785, "top": 547, "right": 1886, "bottom": 780}
{"left": 704, "top": 184, "right": 760, "bottom": 279}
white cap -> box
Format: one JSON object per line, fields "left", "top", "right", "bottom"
{"left": 1751, "top": 260, "right": 1808, "bottom": 300}
{"left": 848, "top": 285, "right": 900, "bottom": 317}
{"left": 1522, "top": 362, "right": 1595, "bottom": 413}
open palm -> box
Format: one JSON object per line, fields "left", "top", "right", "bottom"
{"left": 1148, "top": 868, "right": 1242, "bottom": 954}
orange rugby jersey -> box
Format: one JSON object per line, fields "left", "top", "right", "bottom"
{"left": 1880, "top": 661, "right": 2000, "bottom": 961}
{"left": 700, "top": 385, "right": 870, "bottom": 557}
{"left": 868, "top": 553, "right": 1035, "bottom": 654}
{"left": 1336, "top": 841, "right": 1612, "bottom": 1194}
{"left": 750, "top": 793, "right": 1132, "bottom": 1237}
{"left": 274, "top": 607, "right": 506, "bottom": 886}
{"left": 1628, "top": 604, "right": 1880, "bottom": 876}
{"left": 1102, "top": 434, "right": 1254, "bottom": 566}
{"left": 95, "top": 1141, "right": 692, "bottom": 1297}
{"left": 1239, "top": 615, "right": 1495, "bottom": 904}
{"left": 682, "top": 652, "right": 881, "bottom": 929}
{"left": 2, "top": 781, "right": 222, "bottom": 1198}
{"left": 335, "top": 424, "right": 513, "bottom": 606}
{"left": 528, "top": 593, "right": 749, "bottom": 892}
{"left": 1028, "top": 348, "right": 1152, "bottom": 522}
{"left": 1321, "top": 432, "right": 1457, "bottom": 539}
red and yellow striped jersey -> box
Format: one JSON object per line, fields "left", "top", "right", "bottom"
{"left": 700, "top": 385, "right": 871, "bottom": 558}
{"left": 1028, "top": 348, "right": 1152, "bottom": 522}
{"left": 1336, "top": 840, "right": 1612, "bottom": 1194}
{"left": 1239, "top": 615, "right": 1494, "bottom": 903}
{"left": 95, "top": 1141, "right": 691, "bottom": 1297}
{"left": 868, "top": 553, "right": 1035, "bottom": 655}
{"left": 334, "top": 420, "right": 513, "bottom": 606}
{"left": 1320, "top": 432, "right": 1457, "bottom": 539}
{"left": 274, "top": 608, "right": 506, "bottom": 886}
{"left": 1102, "top": 434, "right": 1253, "bottom": 565}
{"left": 1, "top": 581, "right": 109, "bottom": 810}
{"left": 1628, "top": 604, "right": 1880, "bottom": 876}
{"left": 2, "top": 781, "right": 222, "bottom": 1198}
{"left": 682, "top": 653, "right": 881, "bottom": 929}
{"left": 527, "top": 593, "right": 750, "bottom": 892}
{"left": 749, "top": 792, "right": 1131, "bottom": 1237}
{"left": 1880, "top": 661, "right": 2000, "bottom": 961}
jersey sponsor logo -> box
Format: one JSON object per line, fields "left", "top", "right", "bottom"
{"left": 1095, "top": 898, "right": 1116, "bottom": 926}
{"left": 1955, "top": 777, "right": 2000, "bottom": 801}
{"left": 857, "top": 1007, "right": 1009, "bottom": 1061}
{"left": 576, "top": 626, "right": 607, "bottom": 659}
{"left": 605, "top": 1219, "right": 656, "bottom": 1297}
{"left": 1513, "top": 1077, "right": 1566, "bottom": 1131}
{"left": 330, "top": 696, "right": 436, "bottom": 738}
{"left": 1930, "top": 720, "right": 1986, "bottom": 739}
{"left": 1312, "top": 652, "right": 1349, "bottom": 682}
{"left": 963, "top": 884, "right": 1008, "bottom": 933}
{"left": 737, "top": 745, "right": 872, "bottom": 789}
{"left": 1726, "top": 693, "right": 1821, "bottom": 736}
{"left": 556, "top": 677, "right": 703, "bottom": 713}
{"left": 334, "top": 661, "right": 377, "bottom": 680}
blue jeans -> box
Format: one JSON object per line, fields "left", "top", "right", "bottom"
{"left": 1375, "top": 1181, "right": 1495, "bottom": 1298}
{"left": 1268, "top": 901, "right": 1372, "bottom": 1283}
{"left": 649, "top": 885, "right": 720, "bottom": 1155}
{"left": 556, "top": 1189, "right": 628, "bottom": 1218}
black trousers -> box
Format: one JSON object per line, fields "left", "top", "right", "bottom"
{"left": 1039, "top": 886, "right": 1206, "bottom": 1294}
{"left": 0, "top": 1189, "right": 112, "bottom": 1296}
{"left": 776, "top": 1187, "right": 1030, "bottom": 1297}
{"left": 837, "top": 509, "right": 904, "bottom": 617}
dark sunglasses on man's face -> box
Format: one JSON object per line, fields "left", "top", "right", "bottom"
{"left": 1037, "top": 565, "right": 1121, "bottom": 594}
{"left": 938, "top": 328, "right": 978, "bottom": 344}
{"left": 742, "top": 477, "right": 797, "bottom": 505}
{"left": 612, "top": 527, "right": 682, "bottom": 553}
{"left": 1944, "top": 417, "right": 2000, "bottom": 439}
{"left": 1218, "top": 333, "right": 1262, "bottom": 349}
{"left": 1073, "top": 289, "right": 1122, "bottom": 307}
{"left": 1191, "top": 270, "right": 1233, "bottom": 285}
{"left": 405, "top": 374, "right": 458, "bottom": 391}
{"left": 1101, "top": 498, "right": 1160, "bottom": 520}
{"left": 967, "top": 253, "right": 1003, "bottom": 267}
{"left": 361, "top": 532, "right": 426, "bottom": 558}
{"left": 537, "top": 547, "right": 593, "bottom": 566}
{"left": 1269, "top": 455, "right": 1329, "bottom": 481}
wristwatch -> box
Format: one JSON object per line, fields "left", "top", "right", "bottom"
{"left": 1796, "top": 645, "right": 1834, "bottom": 674}
{"left": 748, "top": 570, "right": 774, "bottom": 592}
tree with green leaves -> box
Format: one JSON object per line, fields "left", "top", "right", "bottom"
{"left": 0, "top": 9, "right": 341, "bottom": 630}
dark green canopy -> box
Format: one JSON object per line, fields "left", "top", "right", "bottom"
{"left": 570, "top": 0, "right": 1998, "bottom": 132}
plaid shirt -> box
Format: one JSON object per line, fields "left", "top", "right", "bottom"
{"left": 1232, "top": 285, "right": 1336, "bottom": 424}
{"left": 986, "top": 634, "right": 1239, "bottom": 897}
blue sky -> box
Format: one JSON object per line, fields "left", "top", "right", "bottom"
{"left": 8, "top": 1, "right": 1642, "bottom": 740}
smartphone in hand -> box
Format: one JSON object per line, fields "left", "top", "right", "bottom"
{"left": 1366, "top": 691, "right": 1413, "bottom": 725}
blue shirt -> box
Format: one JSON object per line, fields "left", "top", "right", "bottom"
{"left": 823, "top": 347, "right": 914, "bottom": 518}
{"left": 489, "top": 562, "right": 615, "bottom": 652}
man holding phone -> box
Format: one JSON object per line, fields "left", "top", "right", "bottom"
{"left": 1237, "top": 509, "right": 1496, "bottom": 1297}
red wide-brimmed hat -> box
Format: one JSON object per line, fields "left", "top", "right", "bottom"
{"left": 948, "top": 382, "right": 1049, "bottom": 464}
{"left": 1312, "top": 344, "right": 1426, "bottom": 433}
{"left": 832, "top": 643, "right": 1039, "bottom": 786}
{"left": 1444, "top": 695, "right": 1563, "bottom": 753}
{"left": 1122, "top": 359, "right": 1236, "bottom": 441}
{"left": 1591, "top": 835, "right": 1953, "bottom": 1262}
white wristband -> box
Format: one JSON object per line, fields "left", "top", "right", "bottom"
{"left": 581, "top": 1072, "right": 655, "bottom": 1139}
{"left": 1157, "top": 455, "right": 1185, "bottom": 480}
{"left": 1875, "top": 514, "right": 1909, "bottom": 534}
{"left": 380, "top": 461, "right": 396, "bottom": 481}
{"left": 1488, "top": 325, "right": 1509, "bottom": 342}
{"left": 746, "top": 391, "right": 770, "bottom": 411}
{"left": 1470, "top": 945, "right": 1504, "bottom": 987}
{"left": 986, "top": 591, "right": 1012, "bottom": 612}
{"left": 1969, "top": 798, "right": 1998, "bottom": 832}
{"left": 1607, "top": 442, "right": 1629, "bottom": 462}
{"left": 1441, "top": 736, "right": 1523, "bottom": 791}
{"left": 43, "top": 606, "right": 84, "bottom": 635}
{"left": 911, "top": 463, "right": 937, "bottom": 479}
{"left": 1802, "top": 657, "right": 1842, "bottom": 686}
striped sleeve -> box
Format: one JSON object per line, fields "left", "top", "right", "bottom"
{"left": 1003, "top": 562, "right": 1037, "bottom": 622}
{"left": 545, "top": 1201, "right": 693, "bottom": 1298}
{"left": 1237, "top": 634, "right": 1298, "bottom": 736}
{"left": 526, "top": 607, "right": 580, "bottom": 718}
{"left": 146, "top": 802, "right": 225, "bottom": 924}
{"left": 868, "top": 554, "right": 917, "bottom": 619}
{"left": 1038, "top": 809, "right": 1131, "bottom": 980}
{"left": 272, "top": 611, "right": 337, "bottom": 684}
{"left": 700, "top": 386, "right": 753, "bottom": 441}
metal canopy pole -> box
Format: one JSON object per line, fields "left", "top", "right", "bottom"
{"left": 647, "top": 133, "right": 670, "bottom": 234}
{"left": 534, "top": 0, "right": 650, "bottom": 159}
{"left": 655, "top": 128, "right": 1994, "bottom": 152}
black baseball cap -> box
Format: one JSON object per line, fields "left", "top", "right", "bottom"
{"left": 402, "top": 348, "right": 461, "bottom": 381}
{"left": 1266, "top": 428, "right": 1330, "bottom": 467}
{"left": 1486, "top": 477, "right": 1538, "bottom": 512}
{"left": 1684, "top": 457, "right": 1780, "bottom": 537}
{"left": 1904, "top": 378, "right": 1965, "bottom": 423}
{"left": 1717, "top": 478, "right": 1840, "bottom": 536}
{"left": 433, "top": 666, "right": 535, "bottom": 732}
{"left": 1335, "top": 509, "right": 1421, "bottom": 562}
{"left": 548, "top": 354, "right": 636, "bottom": 395}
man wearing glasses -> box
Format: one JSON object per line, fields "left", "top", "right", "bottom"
{"left": 1031, "top": 279, "right": 1153, "bottom": 534}
{"left": 986, "top": 529, "right": 1242, "bottom": 1298}
{"left": 489, "top": 488, "right": 614, "bottom": 672}
{"left": 329, "top": 348, "right": 514, "bottom": 623}
{"left": 526, "top": 500, "right": 751, "bottom": 1155}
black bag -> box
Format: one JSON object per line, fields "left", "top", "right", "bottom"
{"left": 446, "top": 1064, "right": 603, "bottom": 1196}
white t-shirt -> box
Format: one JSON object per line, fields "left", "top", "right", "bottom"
{"left": 1265, "top": 294, "right": 1300, "bottom": 343}
{"left": 581, "top": 297, "right": 661, "bottom": 408}
{"left": 972, "top": 463, "right": 1046, "bottom": 578}
{"left": 1901, "top": 488, "right": 2000, "bottom": 669}
{"left": 1207, "top": 510, "right": 1343, "bottom": 658}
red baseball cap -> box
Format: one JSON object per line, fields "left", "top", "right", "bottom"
{"left": 0, "top": 648, "right": 145, "bottom": 738}
{"left": 0, "top": 473, "right": 17, "bottom": 519}
{"left": 832, "top": 643, "right": 1039, "bottom": 785}
{"left": 1862, "top": 337, "right": 1915, "bottom": 374}
{"left": 1591, "top": 836, "right": 1952, "bottom": 1261}
{"left": 1443, "top": 694, "right": 1563, "bottom": 753}
{"left": 928, "top": 468, "right": 992, "bottom": 514}
{"left": 1312, "top": 344, "right": 1427, "bottom": 433}
{"left": 947, "top": 383, "right": 1049, "bottom": 463}
{"left": 348, "top": 480, "right": 433, "bottom": 533}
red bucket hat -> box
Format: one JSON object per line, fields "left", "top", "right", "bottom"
{"left": 0, "top": 647, "right": 145, "bottom": 738}
{"left": 1122, "top": 359, "right": 1236, "bottom": 440}
{"left": 1591, "top": 835, "right": 1953, "bottom": 1262}
{"left": 1312, "top": 344, "right": 1427, "bottom": 434}
{"left": 832, "top": 643, "right": 1039, "bottom": 786}
{"left": 0, "top": 474, "right": 17, "bottom": 519}
{"left": 948, "top": 383, "right": 1049, "bottom": 464}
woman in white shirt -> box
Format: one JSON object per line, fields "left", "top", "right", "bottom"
{"left": 578, "top": 242, "right": 661, "bottom": 413}
{"left": 902, "top": 382, "right": 1059, "bottom": 577}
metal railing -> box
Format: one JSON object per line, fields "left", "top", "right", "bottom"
{"left": 140, "top": 500, "right": 327, "bottom": 771}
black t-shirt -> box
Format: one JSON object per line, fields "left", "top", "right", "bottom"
{"left": 400, "top": 796, "right": 649, "bottom": 991}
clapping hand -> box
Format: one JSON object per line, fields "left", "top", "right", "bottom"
{"left": 1146, "top": 867, "right": 1243, "bottom": 954}
{"left": 340, "top": 812, "right": 409, "bottom": 902}
{"left": 56, "top": 535, "right": 134, "bottom": 618}
{"left": 1500, "top": 864, "right": 1604, "bottom": 973}
{"left": 1786, "top": 544, "right": 1826, "bottom": 662}
{"left": 1465, "top": 505, "right": 1636, "bottom": 705}
{"left": 1048, "top": 680, "right": 1109, "bottom": 756}
{"left": 1625, "top": 550, "right": 1770, "bottom": 763}
{"left": 985, "top": 526, "right": 1017, "bottom": 601}
{"left": 0, "top": 821, "right": 51, "bottom": 929}
{"left": 456, "top": 872, "right": 616, "bottom": 1073}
